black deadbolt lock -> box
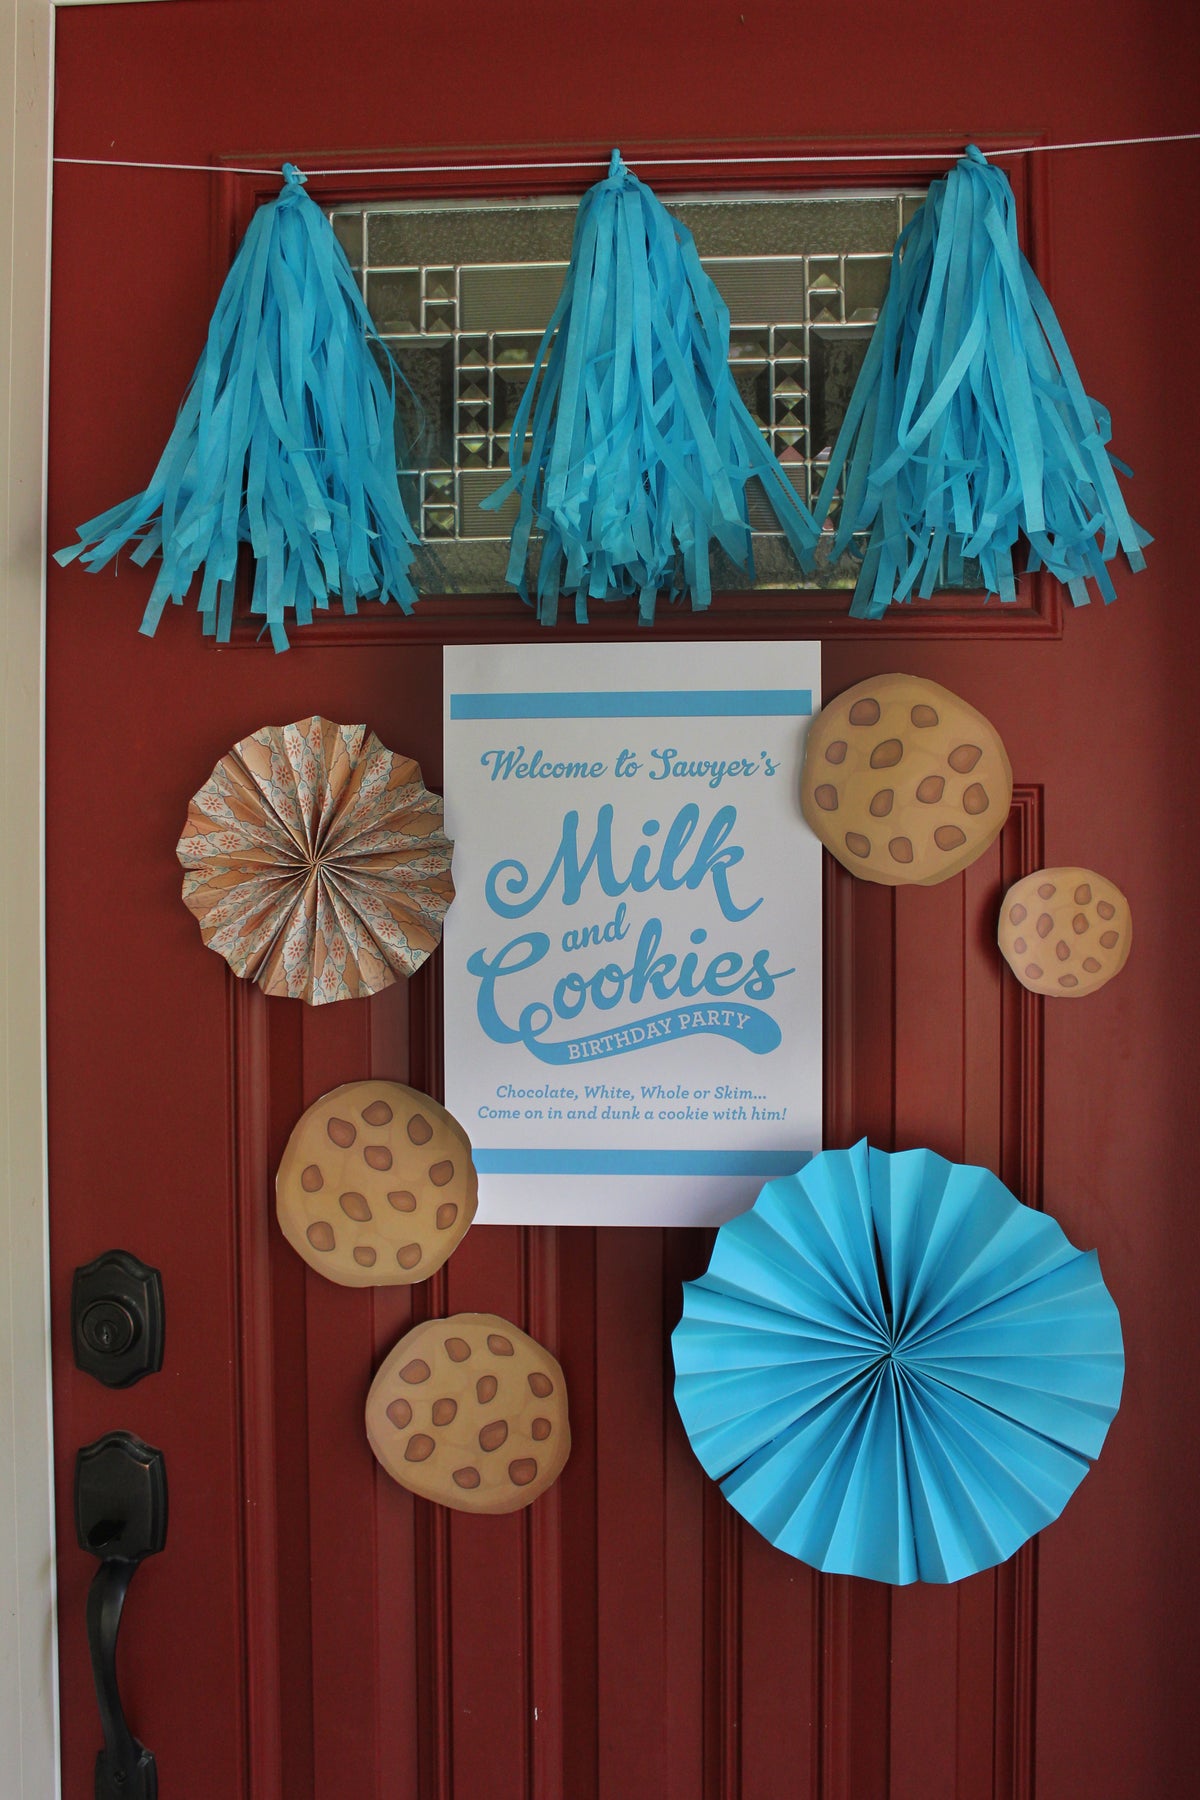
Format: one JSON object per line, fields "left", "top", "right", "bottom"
{"left": 72, "top": 1252, "right": 164, "bottom": 1388}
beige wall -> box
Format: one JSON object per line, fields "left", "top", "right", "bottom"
{"left": 0, "top": 0, "right": 55, "bottom": 1789}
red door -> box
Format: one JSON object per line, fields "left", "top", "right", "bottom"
{"left": 47, "top": 4, "right": 1198, "bottom": 1796}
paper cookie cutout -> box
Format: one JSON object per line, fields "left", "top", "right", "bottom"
{"left": 276, "top": 1080, "right": 477, "bottom": 1286}
{"left": 673, "top": 1140, "right": 1124, "bottom": 1584}
{"left": 366, "top": 1313, "right": 570, "bottom": 1514}
{"left": 178, "top": 716, "right": 454, "bottom": 1005}
{"left": 801, "top": 673, "right": 1012, "bottom": 885}
{"left": 998, "top": 867, "right": 1132, "bottom": 996}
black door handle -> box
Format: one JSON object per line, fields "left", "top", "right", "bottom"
{"left": 75, "top": 1432, "right": 168, "bottom": 1800}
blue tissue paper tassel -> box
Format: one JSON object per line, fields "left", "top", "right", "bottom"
{"left": 483, "top": 149, "right": 820, "bottom": 624}
{"left": 812, "top": 145, "right": 1151, "bottom": 618}
{"left": 55, "top": 165, "right": 419, "bottom": 650}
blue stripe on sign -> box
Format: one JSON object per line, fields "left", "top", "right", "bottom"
{"left": 472, "top": 1149, "right": 815, "bottom": 1177}
{"left": 449, "top": 689, "right": 812, "bottom": 721}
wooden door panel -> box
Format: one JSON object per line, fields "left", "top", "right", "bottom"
{"left": 209, "top": 786, "right": 1041, "bottom": 1799}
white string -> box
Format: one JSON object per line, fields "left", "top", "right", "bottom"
{"left": 51, "top": 129, "right": 1200, "bottom": 182}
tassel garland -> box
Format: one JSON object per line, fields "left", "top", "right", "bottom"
{"left": 483, "top": 149, "right": 820, "bottom": 624}
{"left": 56, "top": 164, "right": 419, "bottom": 650}
{"left": 814, "top": 145, "right": 1150, "bottom": 617}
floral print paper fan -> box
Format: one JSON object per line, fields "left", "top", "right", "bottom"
{"left": 178, "top": 717, "right": 454, "bottom": 1004}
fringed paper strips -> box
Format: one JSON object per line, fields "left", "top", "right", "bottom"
{"left": 672, "top": 1141, "right": 1124, "bottom": 1585}
{"left": 483, "top": 149, "right": 821, "bottom": 624}
{"left": 813, "top": 145, "right": 1150, "bottom": 618}
{"left": 178, "top": 717, "right": 454, "bottom": 1004}
{"left": 56, "top": 165, "right": 419, "bottom": 649}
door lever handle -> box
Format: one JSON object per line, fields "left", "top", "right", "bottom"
{"left": 75, "top": 1432, "right": 168, "bottom": 1800}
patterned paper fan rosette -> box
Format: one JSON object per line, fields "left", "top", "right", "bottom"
{"left": 178, "top": 717, "right": 454, "bottom": 1004}
{"left": 673, "top": 1140, "right": 1124, "bottom": 1585}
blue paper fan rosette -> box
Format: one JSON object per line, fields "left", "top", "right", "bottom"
{"left": 672, "top": 1141, "right": 1124, "bottom": 1584}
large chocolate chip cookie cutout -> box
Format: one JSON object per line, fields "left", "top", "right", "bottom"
{"left": 801, "top": 673, "right": 1012, "bottom": 886}
{"left": 276, "top": 1080, "right": 477, "bottom": 1286}
{"left": 366, "top": 1313, "right": 570, "bottom": 1514}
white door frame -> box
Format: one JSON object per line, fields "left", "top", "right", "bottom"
{"left": 0, "top": 5, "right": 177, "bottom": 1790}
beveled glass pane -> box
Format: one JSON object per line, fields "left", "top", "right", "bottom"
{"left": 331, "top": 211, "right": 363, "bottom": 269}
{"left": 844, "top": 254, "right": 891, "bottom": 322}
{"left": 460, "top": 264, "right": 566, "bottom": 334}
{"left": 808, "top": 325, "right": 873, "bottom": 454}
{"left": 703, "top": 258, "right": 806, "bottom": 325}
{"left": 366, "top": 270, "right": 420, "bottom": 334}
{"left": 330, "top": 182, "right": 978, "bottom": 595}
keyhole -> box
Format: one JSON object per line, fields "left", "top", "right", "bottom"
{"left": 81, "top": 1301, "right": 137, "bottom": 1358}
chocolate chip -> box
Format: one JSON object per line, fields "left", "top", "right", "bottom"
{"left": 487, "top": 1333, "right": 514, "bottom": 1356}
{"left": 396, "top": 1244, "right": 422, "bottom": 1270}
{"left": 301, "top": 1164, "right": 324, "bottom": 1192}
{"left": 910, "top": 704, "right": 939, "bottom": 728}
{"left": 476, "top": 1375, "right": 498, "bottom": 1403}
{"left": 361, "top": 1100, "right": 393, "bottom": 1126}
{"left": 1100, "top": 930, "right": 1119, "bottom": 949}
{"left": 916, "top": 776, "right": 944, "bottom": 804}
{"left": 848, "top": 698, "right": 880, "bottom": 726}
{"left": 1025, "top": 964, "right": 1044, "bottom": 980}
{"left": 1083, "top": 957, "right": 1103, "bottom": 973}
{"left": 528, "top": 1372, "right": 554, "bottom": 1398}
{"left": 948, "top": 745, "right": 982, "bottom": 773}
{"left": 888, "top": 837, "right": 913, "bottom": 863}
{"left": 429, "top": 1160, "right": 455, "bottom": 1187}
{"left": 962, "top": 783, "right": 989, "bottom": 814}
{"left": 339, "top": 1191, "right": 371, "bottom": 1221}
{"left": 1072, "top": 914, "right": 1090, "bottom": 935}
{"left": 326, "top": 1117, "right": 356, "bottom": 1148}
{"left": 353, "top": 1246, "right": 376, "bottom": 1267}
{"left": 869, "top": 738, "right": 903, "bottom": 769}
{"left": 1013, "top": 936, "right": 1027, "bottom": 953}
{"left": 532, "top": 1418, "right": 553, "bottom": 1442}
{"left": 400, "top": 1359, "right": 430, "bottom": 1384}
{"left": 387, "top": 1190, "right": 417, "bottom": 1212}
{"left": 432, "top": 1398, "right": 458, "bottom": 1427}
{"left": 306, "top": 1222, "right": 335, "bottom": 1251}
{"left": 386, "top": 1399, "right": 412, "bottom": 1429}
{"left": 508, "top": 1459, "right": 539, "bottom": 1487}
{"left": 869, "top": 789, "right": 894, "bottom": 817}
{"left": 1038, "top": 883, "right": 1057, "bottom": 900}
{"left": 845, "top": 831, "right": 871, "bottom": 858}
{"left": 1037, "top": 913, "right": 1054, "bottom": 938}
{"left": 453, "top": 1467, "right": 481, "bottom": 1489}
{"left": 407, "top": 1114, "right": 433, "bottom": 1145}
{"left": 1058, "top": 975, "right": 1079, "bottom": 989}
{"left": 814, "top": 784, "right": 839, "bottom": 811}
{"left": 1074, "top": 884, "right": 1092, "bottom": 905}
{"left": 405, "top": 1435, "right": 435, "bottom": 1463}
{"left": 1055, "top": 941, "right": 1071, "bottom": 962}
{"left": 444, "top": 1337, "right": 472, "bottom": 1363}
{"left": 1097, "top": 901, "right": 1116, "bottom": 920}
{"left": 436, "top": 1203, "right": 458, "bottom": 1230}
{"left": 363, "top": 1145, "right": 393, "bottom": 1171}
{"left": 934, "top": 825, "right": 966, "bottom": 851}
{"left": 825, "top": 740, "right": 848, "bottom": 764}
{"left": 1010, "top": 904, "right": 1027, "bottom": 925}
{"left": 479, "top": 1421, "right": 509, "bottom": 1453}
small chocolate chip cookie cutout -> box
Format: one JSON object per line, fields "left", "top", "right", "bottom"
{"left": 365, "top": 1313, "right": 570, "bottom": 1515}
{"left": 997, "top": 867, "right": 1132, "bottom": 997}
{"left": 276, "top": 1080, "right": 478, "bottom": 1287}
{"left": 800, "top": 673, "right": 1012, "bottom": 887}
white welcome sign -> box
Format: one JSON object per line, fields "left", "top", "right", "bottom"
{"left": 442, "top": 641, "right": 822, "bottom": 1226}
